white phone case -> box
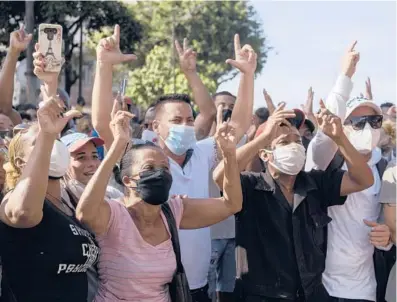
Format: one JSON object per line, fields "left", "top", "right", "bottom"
{"left": 38, "top": 23, "right": 63, "bottom": 72}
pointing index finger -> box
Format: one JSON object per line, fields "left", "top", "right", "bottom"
{"left": 234, "top": 34, "right": 241, "bottom": 57}
{"left": 348, "top": 40, "right": 357, "bottom": 52}
{"left": 175, "top": 40, "right": 183, "bottom": 56}
{"left": 216, "top": 105, "right": 223, "bottom": 125}
{"left": 183, "top": 38, "right": 188, "bottom": 52}
{"left": 113, "top": 24, "right": 120, "bottom": 44}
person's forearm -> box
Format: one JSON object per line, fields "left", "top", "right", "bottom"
{"left": 186, "top": 72, "right": 216, "bottom": 140}
{"left": 214, "top": 134, "right": 270, "bottom": 186}
{"left": 384, "top": 205, "right": 396, "bottom": 244}
{"left": 0, "top": 50, "right": 19, "bottom": 115}
{"left": 44, "top": 80, "right": 58, "bottom": 97}
{"left": 325, "top": 74, "right": 353, "bottom": 121}
{"left": 5, "top": 131, "right": 55, "bottom": 226}
{"left": 230, "top": 73, "right": 254, "bottom": 142}
{"left": 337, "top": 134, "right": 374, "bottom": 189}
{"left": 304, "top": 130, "right": 339, "bottom": 172}
{"left": 92, "top": 62, "right": 114, "bottom": 150}
{"left": 221, "top": 152, "right": 242, "bottom": 213}
{"left": 76, "top": 140, "right": 125, "bottom": 222}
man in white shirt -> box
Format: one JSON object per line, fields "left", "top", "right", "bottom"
{"left": 151, "top": 36, "right": 257, "bottom": 301}
{"left": 305, "top": 41, "right": 392, "bottom": 302}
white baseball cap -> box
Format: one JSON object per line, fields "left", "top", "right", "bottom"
{"left": 345, "top": 97, "right": 382, "bottom": 119}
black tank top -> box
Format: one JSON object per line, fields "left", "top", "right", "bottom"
{"left": 0, "top": 199, "right": 100, "bottom": 302}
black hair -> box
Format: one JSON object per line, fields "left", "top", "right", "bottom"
{"left": 381, "top": 102, "right": 394, "bottom": 109}
{"left": 16, "top": 103, "right": 37, "bottom": 112}
{"left": 113, "top": 141, "right": 161, "bottom": 186}
{"left": 255, "top": 107, "right": 270, "bottom": 124}
{"left": 19, "top": 112, "right": 32, "bottom": 121}
{"left": 153, "top": 93, "right": 194, "bottom": 117}
{"left": 212, "top": 91, "right": 236, "bottom": 100}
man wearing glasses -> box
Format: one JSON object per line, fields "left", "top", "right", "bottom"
{"left": 305, "top": 42, "right": 392, "bottom": 302}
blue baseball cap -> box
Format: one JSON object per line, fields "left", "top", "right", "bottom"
{"left": 61, "top": 132, "right": 104, "bottom": 153}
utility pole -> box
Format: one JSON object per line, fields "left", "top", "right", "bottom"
{"left": 78, "top": 3, "right": 83, "bottom": 100}
{"left": 171, "top": 10, "right": 176, "bottom": 93}
{"left": 25, "top": 0, "right": 37, "bottom": 105}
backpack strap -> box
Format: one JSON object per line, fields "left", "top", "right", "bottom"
{"left": 161, "top": 202, "right": 184, "bottom": 274}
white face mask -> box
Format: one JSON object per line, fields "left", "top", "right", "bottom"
{"left": 49, "top": 140, "right": 70, "bottom": 178}
{"left": 141, "top": 129, "right": 158, "bottom": 144}
{"left": 263, "top": 143, "right": 306, "bottom": 175}
{"left": 346, "top": 124, "right": 381, "bottom": 154}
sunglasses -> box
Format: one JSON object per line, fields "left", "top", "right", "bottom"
{"left": 344, "top": 115, "right": 383, "bottom": 131}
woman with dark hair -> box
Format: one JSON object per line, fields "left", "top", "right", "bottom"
{"left": 76, "top": 104, "right": 242, "bottom": 301}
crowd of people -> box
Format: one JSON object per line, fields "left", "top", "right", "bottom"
{"left": 0, "top": 23, "right": 395, "bottom": 302}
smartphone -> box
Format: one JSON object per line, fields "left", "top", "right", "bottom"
{"left": 120, "top": 78, "right": 128, "bottom": 98}
{"left": 38, "top": 23, "right": 63, "bottom": 73}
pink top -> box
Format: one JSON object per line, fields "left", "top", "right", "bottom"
{"left": 94, "top": 197, "right": 184, "bottom": 302}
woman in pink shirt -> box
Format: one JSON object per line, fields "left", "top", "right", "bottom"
{"left": 76, "top": 108, "right": 242, "bottom": 302}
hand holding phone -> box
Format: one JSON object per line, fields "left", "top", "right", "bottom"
{"left": 38, "top": 23, "right": 63, "bottom": 73}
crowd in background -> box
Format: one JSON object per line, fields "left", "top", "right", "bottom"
{"left": 0, "top": 23, "right": 395, "bottom": 302}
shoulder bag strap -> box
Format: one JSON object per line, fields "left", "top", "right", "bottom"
{"left": 161, "top": 203, "right": 184, "bottom": 273}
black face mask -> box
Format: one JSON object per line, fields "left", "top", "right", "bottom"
{"left": 131, "top": 168, "right": 173, "bottom": 205}
{"left": 222, "top": 109, "right": 233, "bottom": 122}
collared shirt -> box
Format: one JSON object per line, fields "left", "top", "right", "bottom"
{"left": 168, "top": 137, "right": 218, "bottom": 290}
{"left": 235, "top": 169, "right": 346, "bottom": 302}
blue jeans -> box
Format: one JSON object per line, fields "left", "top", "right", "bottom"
{"left": 208, "top": 239, "right": 236, "bottom": 300}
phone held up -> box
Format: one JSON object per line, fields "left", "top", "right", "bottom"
{"left": 38, "top": 23, "right": 63, "bottom": 73}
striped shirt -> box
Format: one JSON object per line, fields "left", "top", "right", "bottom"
{"left": 94, "top": 198, "right": 184, "bottom": 302}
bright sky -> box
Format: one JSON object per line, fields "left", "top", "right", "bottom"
{"left": 218, "top": 1, "right": 396, "bottom": 112}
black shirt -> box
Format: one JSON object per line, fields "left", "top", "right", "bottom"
{"left": 0, "top": 200, "right": 100, "bottom": 302}
{"left": 235, "top": 169, "right": 347, "bottom": 302}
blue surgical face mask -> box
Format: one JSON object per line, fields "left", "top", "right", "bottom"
{"left": 162, "top": 125, "right": 196, "bottom": 156}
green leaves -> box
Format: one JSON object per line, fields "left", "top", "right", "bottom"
{"left": 126, "top": 0, "right": 269, "bottom": 108}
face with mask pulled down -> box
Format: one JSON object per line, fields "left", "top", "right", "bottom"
{"left": 259, "top": 126, "right": 306, "bottom": 176}
{"left": 120, "top": 145, "right": 172, "bottom": 207}
{"left": 344, "top": 106, "right": 382, "bottom": 155}
{"left": 153, "top": 100, "right": 196, "bottom": 156}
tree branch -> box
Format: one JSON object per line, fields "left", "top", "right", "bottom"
{"left": 66, "top": 43, "right": 79, "bottom": 58}
{"left": 70, "top": 70, "right": 79, "bottom": 85}
{"left": 67, "top": 13, "right": 88, "bottom": 33}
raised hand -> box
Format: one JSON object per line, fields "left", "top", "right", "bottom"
{"left": 175, "top": 38, "right": 197, "bottom": 74}
{"left": 33, "top": 43, "right": 62, "bottom": 84}
{"left": 215, "top": 121, "right": 237, "bottom": 156}
{"left": 365, "top": 77, "right": 373, "bottom": 100}
{"left": 263, "top": 88, "right": 276, "bottom": 115}
{"left": 109, "top": 100, "right": 134, "bottom": 143}
{"left": 301, "top": 87, "right": 318, "bottom": 127}
{"left": 342, "top": 41, "right": 360, "bottom": 78}
{"left": 260, "top": 103, "right": 295, "bottom": 139}
{"left": 364, "top": 220, "right": 391, "bottom": 247}
{"left": 37, "top": 85, "right": 81, "bottom": 136}
{"left": 226, "top": 34, "right": 257, "bottom": 75}
{"left": 301, "top": 87, "right": 314, "bottom": 116}
{"left": 96, "top": 24, "right": 137, "bottom": 65}
{"left": 316, "top": 99, "right": 343, "bottom": 141}
{"left": 9, "top": 25, "right": 32, "bottom": 54}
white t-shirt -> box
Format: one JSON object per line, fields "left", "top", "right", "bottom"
{"left": 168, "top": 137, "right": 217, "bottom": 290}
{"left": 210, "top": 135, "right": 247, "bottom": 240}
{"left": 322, "top": 148, "right": 383, "bottom": 301}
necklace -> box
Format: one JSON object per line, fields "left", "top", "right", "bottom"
{"left": 46, "top": 192, "right": 72, "bottom": 214}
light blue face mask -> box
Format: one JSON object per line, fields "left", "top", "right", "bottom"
{"left": 164, "top": 125, "right": 196, "bottom": 156}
